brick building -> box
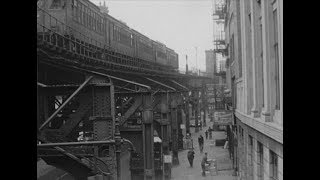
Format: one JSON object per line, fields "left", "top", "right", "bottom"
{"left": 224, "top": 0, "right": 283, "bottom": 180}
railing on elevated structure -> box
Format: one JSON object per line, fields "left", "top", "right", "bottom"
{"left": 37, "top": 6, "right": 178, "bottom": 76}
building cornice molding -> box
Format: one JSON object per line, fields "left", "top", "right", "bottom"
{"left": 235, "top": 110, "right": 283, "bottom": 144}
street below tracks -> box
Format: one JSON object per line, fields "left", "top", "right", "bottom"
{"left": 171, "top": 117, "right": 236, "bottom": 180}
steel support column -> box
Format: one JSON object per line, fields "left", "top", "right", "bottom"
{"left": 177, "top": 104, "right": 183, "bottom": 151}
{"left": 170, "top": 93, "right": 179, "bottom": 166}
{"left": 201, "top": 84, "right": 207, "bottom": 127}
{"left": 184, "top": 92, "right": 190, "bottom": 134}
{"left": 112, "top": 83, "right": 122, "bottom": 180}
{"left": 194, "top": 90, "right": 199, "bottom": 133}
{"left": 164, "top": 92, "right": 171, "bottom": 180}
{"left": 90, "top": 80, "right": 115, "bottom": 179}
{"left": 142, "top": 93, "right": 154, "bottom": 180}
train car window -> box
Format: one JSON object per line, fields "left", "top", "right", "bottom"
{"left": 92, "top": 12, "right": 95, "bottom": 30}
{"left": 77, "top": 3, "right": 81, "bottom": 22}
{"left": 72, "top": 0, "right": 77, "bottom": 7}
{"left": 83, "top": 6, "right": 87, "bottom": 27}
{"left": 50, "top": 0, "right": 63, "bottom": 9}
{"left": 88, "top": 10, "right": 91, "bottom": 29}
{"left": 85, "top": 8, "right": 87, "bottom": 27}
{"left": 131, "top": 34, "right": 134, "bottom": 47}
{"left": 82, "top": 5, "right": 86, "bottom": 25}
{"left": 98, "top": 15, "right": 101, "bottom": 33}
{"left": 94, "top": 13, "right": 96, "bottom": 31}
{"left": 37, "top": 0, "right": 43, "bottom": 7}
{"left": 72, "top": 2, "right": 76, "bottom": 20}
{"left": 91, "top": 11, "right": 93, "bottom": 30}
{"left": 79, "top": 4, "right": 83, "bottom": 25}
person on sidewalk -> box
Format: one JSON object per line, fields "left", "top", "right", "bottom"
{"left": 205, "top": 130, "right": 208, "bottom": 139}
{"left": 209, "top": 129, "right": 212, "bottom": 139}
{"left": 198, "top": 135, "right": 204, "bottom": 153}
{"left": 198, "top": 135, "right": 202, "bottom": 152}
{"left": 201, "top": 152, "right": 209, "bottom": 176}
{"left": 187, "top": 148, "right": 195, "bottom": 167}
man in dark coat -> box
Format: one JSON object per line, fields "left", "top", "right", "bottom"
{"left": 198, "top": 135, "right": 202, "bottom": 151}
{"left": 198, "top": 135, "right": 204, "bottom": 153}
{"left": 187, "top": 149, "right": 195, "bottom": 167}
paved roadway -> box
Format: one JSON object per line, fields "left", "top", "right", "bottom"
{"left": 171, "top": 118, "right": 236, "bottom": 180}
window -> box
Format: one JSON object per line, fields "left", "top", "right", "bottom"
{"left": 248, "top": 136, "right": 253, "bottom": 179}
{"left": 50, "top": 0, "right": 62, "bottom": 9}
{"left": 77, "top": 3, "right": 81, "bottom": 22}
{"left": 270, "top": 150, "right": 278, "bottom": 180}
{"left": 273, "top": 5, "right": 280, "bottom": 110}
{"left": 89, "top": 10, "right": 92, "bottom": 29}
{"left": 84, "top": 7, "right": 87, "bottom": 27}
{"left": 93, "top": 13, "right": 96, "bottom": 30}
{"left": 79, "top": 4, "right": 83, "bottom": 24}
{"left": 72, "top": 0, "right": 77, "bottom": 6}
{"left": 131, "top": 34, "right": 134, "bottom": 47}
{"left": 98, "top": 17, "right": 101, "bottom": 33}
{"left": 257, "top": 142, "right": 264, "bottom": 180}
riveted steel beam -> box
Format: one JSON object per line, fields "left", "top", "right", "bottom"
{"left": 145, "top": 77, "right": 176, "bottom": 91}
{"left": 39, "top": 76, "right": 93, "bottom": 131}
{"left": 170, "top": 80, "right": 189, "bottom": 91}
{"left": 119, "top": 96, "right": 143, "bottom": 125}
{"left": 37, "top": 140, "right": 115, "bottom": 148}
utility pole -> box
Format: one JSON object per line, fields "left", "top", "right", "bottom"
{"left": 195, "top": 47, "right": 198, "bottom": 75}
{"left": 186, "top": 55, "right": 188, "bottom": 75}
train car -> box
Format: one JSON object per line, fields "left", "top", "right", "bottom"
{"left": 166, "top": 48, "right": 179, "bottom": 69}
{"left": 152, "top": 41, "right": 168, "bottom": 66}
{"left": 37, "top": 0, "right": 179, "bottom": 70}
{"left": 67, "top": 0, "right": 106, "bottom": 48}
{"left": 37, "top": 0, "right": 68, "bottom": 34}
{"left": 132, "top": 29, "right": 155, "bottom": 62}
{"left": 37, "top": 0, "right": 108, "bottom": 49}
{"left": 106, "top": 14, "right": 135, "bottom": 57}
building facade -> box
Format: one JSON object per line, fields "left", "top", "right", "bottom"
{"left": 205, "top": 49, "right": 217, "bottom": 78}
{"left": 225, "top": 0, "right": 283, "bottom": 180}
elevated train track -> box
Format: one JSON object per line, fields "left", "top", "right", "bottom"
{"left": 37, "top": 2, "right": 213, "bottom": 180}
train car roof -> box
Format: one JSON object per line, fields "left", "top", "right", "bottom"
{"left": 166, "top": 47, "right": 175, "bottom": 53}
{"left": 152, "top": 40, "right": 166, "bottom": 48}
{"left": 80, "top": 0, "right": 101, "bottom": 11}
{"left": 131, "top": 29, "right": 152, "bottom": 41}
{"left": 105, "top": 13, "right": 132, "bottom": 30}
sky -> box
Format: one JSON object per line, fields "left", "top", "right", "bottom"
{"left": 90, "top": 0, "right": 217, "bottom": 72}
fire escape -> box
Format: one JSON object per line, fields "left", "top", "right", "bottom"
{"left": 212, "top": 0, "right": 227, "bottom": 79}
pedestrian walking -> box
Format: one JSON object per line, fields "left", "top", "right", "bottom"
{"left": 209, "top": 130, "right": 212, "bottom": 139}
{"left": 198, "top": 135, "right": 204, "bottom": 153}
{"left": 187, "top": 149, "right": 195, "bottom": 167}
{"left": 205, "top": 130, "right": 208, "bottom": 139}
{"left": 198, "top": 135, "right": 202, "bottom": 152}
{"left": 201, "top": 152, "right": 209, "bottom": 176}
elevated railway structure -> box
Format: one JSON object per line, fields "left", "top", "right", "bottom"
{"left": 37, "top": 4, "right": 213, "bottom": 180}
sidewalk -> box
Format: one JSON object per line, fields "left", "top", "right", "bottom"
{"left": 171, "top": 118, "right": 236, "bottom": 180}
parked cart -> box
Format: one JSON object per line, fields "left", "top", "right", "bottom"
{"left": 206, "top": 159, "right": 218, "bottom": 176}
